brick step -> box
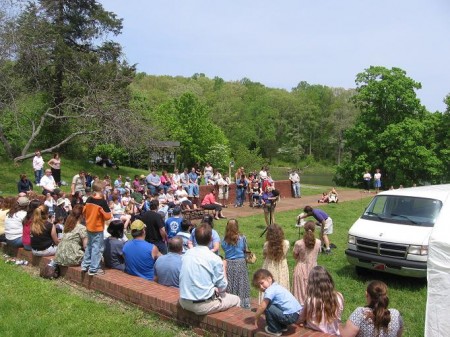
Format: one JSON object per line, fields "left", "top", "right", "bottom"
{"left": 1, "top": 243, "right": 333, "bottom": 337}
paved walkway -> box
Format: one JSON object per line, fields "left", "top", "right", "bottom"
{"left": 223, "top": 189, "right": 370, "bottom": 218}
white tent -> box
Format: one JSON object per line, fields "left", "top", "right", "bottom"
{"left": 425, "top": 194, "right": 450, "bottom": 336}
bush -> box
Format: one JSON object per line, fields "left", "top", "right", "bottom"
{"left": 92, "top": 144, "right": 128, "bottom": 166}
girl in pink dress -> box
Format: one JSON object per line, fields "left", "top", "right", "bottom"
{"left": 292, "top": 221, "right": 321, "bottom": 305}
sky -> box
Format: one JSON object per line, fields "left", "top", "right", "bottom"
{"left": 99, "top": 0, "right": 450, "bottom": 112}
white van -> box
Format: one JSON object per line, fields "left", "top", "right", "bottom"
{"left": 346, "top": 184, "right": 450, "bottom": 278}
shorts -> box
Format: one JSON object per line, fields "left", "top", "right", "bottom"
{"left": 374, "top": 180, "right": 381, "bottom": 188}
{"left": 321, "top": 217, "right": 333, "bottom": 235}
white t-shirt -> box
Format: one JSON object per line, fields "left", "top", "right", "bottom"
{"left": 363, "top": 173, "right": 372, "bottom": 180}
{"left": 374, "top": 173, "right": 381, "bottom": 181}
{"left": 4, "top": 210, "right": 27, "bottom": 240}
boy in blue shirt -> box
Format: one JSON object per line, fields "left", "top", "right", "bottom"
{"left": 252, "top": 269, "right": 303, "bottom": 336}
{"left": 165, "top": 206, "right": 183, "bottom": 238}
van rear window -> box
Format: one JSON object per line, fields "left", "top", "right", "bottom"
{"left": 362, "top": 195, "right": 442, "bottom": 227}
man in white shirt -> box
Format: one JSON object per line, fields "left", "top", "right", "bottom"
{"left": 289, "top": 169, "right": 301, "bottom": 198}
{"left": 179, "top": 224, "right": 240, "bottom": 315}
{"left": 40, "top": 169, "right": 57, "bottom": 195}
{"left": 32, "top": 150, "right": 44, "bottom": 186}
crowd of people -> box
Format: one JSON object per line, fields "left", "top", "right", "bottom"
{"left": 0, "top": 154, "right": 404, "bottom": 336}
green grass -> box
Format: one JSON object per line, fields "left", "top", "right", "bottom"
{"left": 224, "top": 198, "right": 426, "bottom": 337}
{"left": 0, "top": 262, "right": 194, "bottom": 337}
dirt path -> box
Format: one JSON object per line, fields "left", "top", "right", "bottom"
{"left": 223, "top": 189, "right": 371, "bottom": 218}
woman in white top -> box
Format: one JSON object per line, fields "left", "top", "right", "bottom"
{"left": 5, "top": 196, "right": 30, "bottom": 247}
{"left": 203, "top": 162, "right": 213, "bottom": 185}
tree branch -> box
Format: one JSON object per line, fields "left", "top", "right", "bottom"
{"left": 14, "top": 130, "right": 100, "bottom": 162}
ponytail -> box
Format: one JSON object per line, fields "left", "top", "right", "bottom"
{"left": 366, "top": 281, "right": 391, "bottom": 336}
{"left": 303, "top": 221, "right": 316, "bottom": 249}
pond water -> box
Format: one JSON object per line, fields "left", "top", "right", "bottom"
{"left": 301, "top": 174, "right": 335, "bottom": 186}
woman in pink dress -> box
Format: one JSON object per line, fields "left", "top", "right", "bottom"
{"left": 292, "top": 221, "right": 321, "bottom": 305}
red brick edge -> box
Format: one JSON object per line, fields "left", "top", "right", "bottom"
{"left": 2, "top": 244, "right": 333, "bottom": 337}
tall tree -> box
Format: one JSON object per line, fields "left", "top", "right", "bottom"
{"left": 335, "top": 66, "right": 432, "bottom": 187}
{"left": 0, "top": 0, "right": 144, "bottom": 161}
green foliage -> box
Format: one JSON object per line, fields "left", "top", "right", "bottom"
{"left": 151, "top": 92, "right": 229, "bottom": 168}
{"left": 204, "top": 144, "right": 231, "bottom": 171}
{"left": 92, "top": 144, "right": 129, "bottom": 166}
{"left": 232, "top": 144, "right": 265, "bottom": 173}
{"left": 335, "top": 66, "right": 444, "bottom": 187}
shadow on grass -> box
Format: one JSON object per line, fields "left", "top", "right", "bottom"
{"left": 336, "top": 264, "right": 427, "bottom": 290}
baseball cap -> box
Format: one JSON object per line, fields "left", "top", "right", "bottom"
{"left": 130, "top": 219, "right": 146, "bottom": 231}
{"left": 17, "top": 196, "right": 30, "bottom": 207}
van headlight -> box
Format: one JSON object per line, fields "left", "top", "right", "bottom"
{"left": 408, "top": 245, "right": 428, "bottom": 256}
{"left": 348, "top": 235, "right": 356, "bottom": 245}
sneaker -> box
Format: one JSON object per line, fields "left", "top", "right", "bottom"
{"left": 324, "top": 248, "right": 332, "bottom": 255}
{"left": 88, "top": 269, "right": 105, "bottom": 276}
{"left": 281, "top": 327, "right": 288, "bottom": 332}
{"left": 36, "top": 183, "right": 40, "bottom": 187}
{"left": 264, "top": 326, "right": 282, "bottom": 336}
{"left": 81, "top": 267, "right": 88, "bottom": 273}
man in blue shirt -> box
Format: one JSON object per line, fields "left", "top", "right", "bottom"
{"left": 188, "top": 167, "right": 199, "bottom": 198}
{"left": 179, "top": 224, "right": 240, "bottom": 315}
{"left": 123, "top": 220, "right": 161, "bottom": 281}
{"left": 300, "top": 205, "right": 334, "bottom": 254}
{"left": 154, "top": 237, "right": 183, "bottom": 288}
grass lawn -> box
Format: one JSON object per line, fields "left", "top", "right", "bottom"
{"left": 0, "top": 262, "right": 195, "bottom": 337}
{"left": 230, "top": 198, "right": 426, "bottom": 337}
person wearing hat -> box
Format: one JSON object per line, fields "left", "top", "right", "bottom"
{"left": 4, "top": 196, "right": 30, "bottom": 247}
{"left": 165, "top": 206, "right": 183, "bottom": 239}
{"left": 123, "top": 220, "right": 161, "bottom": 281}
{"left": 54, "top": 197, "right": 68, "bottom": 224}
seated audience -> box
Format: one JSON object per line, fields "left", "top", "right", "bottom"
{"left": 22, "top": 199, "right": 42, "bottom": 251}
{"left": 252, "top": 268, "right": 303, "bottom": 336}
{"left": 123, "top": 220, "right": 161, "bottom": 281}
{"left": 318, "top": 192, "right": 329, "bottom": 203}
{"left": 340, "top": 281, "right": 403, "bottom": 337}
{"left": 40, "top": 169, "right": 58, "bottom": 196}
{"left": 154, "top": 237, "right": 183, "bottom": 288}
{"left": 54, "top": 205, "right": 87, "bottom": 266}
{"left": 175, "top": 219, "right": 192, "bottom": 254}
{"left": 103, "top": 220, "right": 125, "bottom": 271}
{"left": 30, "top": 205, "right": 59, "bottom": 256}
{"left": 328, "top": 188, "right": 339, "bottom": 203}
{"left": 299, "top": 266, "right": 343, "bottom": 335}
{"left": 188, "top": 215, "right": 220, "bottom": 254}
{"left": 179, "top": 223, "right": 241, "bottom": 315}
{"left": 17, "top": 173, "right": 33, "bottom": 194}
{"left": 0, "top": 197, "right": 16, "bottom": 243}
{"left": 201, "top": 187, "right": 226, "bottom": 220}
{"left": 5, "top": 196, "right": 30, "bottom": 247}
{"left": 165, "top": 206, "right": 183, "bottom": 239}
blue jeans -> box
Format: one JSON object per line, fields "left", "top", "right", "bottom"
{"left": 81, "top": 231, "right": 104, "bottom": 273}
{"left": 292, "top": 182, "right": 300, "bottom": 197}
{"left": 34, "top": 169, "right": 43, "bottom": 185}
{"left": 265, "top": 303, "right": 300, "bottom": 333}
{"left": 188, "top": 183, "right": 199, "bottom": 197}
{"left": 235, "top": 189, "right": 244, "bottom": 206}
{"left": 6, "top": 237, "right": 23, "bottom": 248}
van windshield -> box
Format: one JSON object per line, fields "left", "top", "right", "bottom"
{"left": 362, "top": 195, "right": 442, "bottom": 227}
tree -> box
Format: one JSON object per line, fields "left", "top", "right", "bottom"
{"left": 336, "top": 66, "right": 431, "bottom": 187}
{"left": 0, "top": 0, "right": 147, "bottom": 161}
{"left": 153, "top": 93, "right": 229, "bottom": 168}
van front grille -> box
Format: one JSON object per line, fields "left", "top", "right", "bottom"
{"left": 356, "top": 238, "right": 408, "bottom": 258}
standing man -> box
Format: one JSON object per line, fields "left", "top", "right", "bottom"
{"left": 32, "top": 150, "right": 44, "bottom": 186}
{"left": 141, "top": 199, "right": 168, "bottom": 254}
{"left": 289, "top": 169, "right": 301, "bottom": 198}
{"left": 154, "top": 237, "right": 183, "bottom": 287}
{"left": 179, "top": 224, "right": 240, "bottom": 315}
{"left": 81, "top": 181, "right": 112, "bottom": 276}
{"left": 299, "top": 205, "right": 333, "bottom": 254}
{"left": 71, "top": 170, "right": 86, "bottom": 196}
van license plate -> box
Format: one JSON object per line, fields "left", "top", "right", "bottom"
{"left": 373, "top": 263, "right": 386, "bottom": 271}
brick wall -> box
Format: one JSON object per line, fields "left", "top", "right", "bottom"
{"left": 2, "top": 243, "right": 333, "bottom": 337}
